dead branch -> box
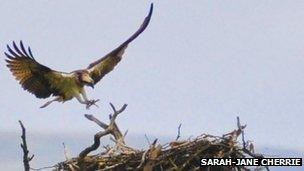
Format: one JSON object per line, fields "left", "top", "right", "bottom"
{"left": 19, "top": 120, "right": 33, "bottom": 171}
{"left": 145, "top": 134, "right": 151, "bottom": 146}
{"left": 175, "top": 123, "right": 182, "bottom": 141}
{"left": 237, "top": 117, "right": 270, "bottom": 171}
{"left": 63, "top": 143, "right": 70, "bottom": 161}
{"left": 19, "top": 120, "right": 57, "bottom": 171}
{"left": 79, "top": 103, "right": 131, "bottom": 159}
{"left": 137, "top": 149, "right": 150, "bottom": 169}
{"left": 30, "top": 165, "right": 57, "bottom": 171}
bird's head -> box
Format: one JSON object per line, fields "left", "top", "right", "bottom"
{"left": 77, "top": 70, "right": 95, "bottom": 88}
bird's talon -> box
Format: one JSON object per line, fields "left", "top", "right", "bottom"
{"left": 93, "top": 103, "right": 99, "bottom": 108}
{"left": 85, "top": 99, "right": 100, "bottom": 109}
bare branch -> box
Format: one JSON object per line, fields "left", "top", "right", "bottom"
{"left": 145, "top": 134, "right": 151, "bottom": 146}
{"left": 109, "top": 103, "right": 128, "bottom": 122}
{"left": 79, "top": 103, "right": 129, "bottom": 159}
{"left": 62, "top": 143, "right": 69, "bottom": 161}
{"left": 175, "top": 123, "right": 182, "bottom": 141}
{"left": 30, "top": 165, "right": 57, "bottom": 171}
{"left": 19, "top": 120, "right": 31, "bottom": 171}
{"left": 84, "top": 114, "right": 108, "bottom": 129}
{"left": 79, "top": 129, "right": 110, "bottom": 159}
{"left": 236, "top": 117, "right": 270, "bottom": 171}
{"left": 137, "top": 149, "right": 149, "bottom": 168}
{"left": 123, "top": 129, "right": 129, "bottom": 138}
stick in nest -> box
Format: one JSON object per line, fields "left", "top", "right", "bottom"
{"left": 175, "top": 123, "right": 182, "bottom": 141}
{"left": 236, "top": 116, "right": 270, "bottom": 171}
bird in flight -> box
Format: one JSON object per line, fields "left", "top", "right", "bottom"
{"left": 5, "top": 3, "right": 153, "bottom": 109}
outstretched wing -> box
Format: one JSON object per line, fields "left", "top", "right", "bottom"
{"left": 5, "top": 41, "right": 72, "bottom": 98}
{"left": 87, "top": 3, "right": 153, "bottom": 84}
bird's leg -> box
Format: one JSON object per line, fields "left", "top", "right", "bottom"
{"left": 40, "top": 97, "right": 62, "bottom": 108}
{"left": 75, "top": 95, "right": 87, "bottom": 104}
{"left": 81, "top": 89, "right": 89, "bottom": 102}
{"left": 81, "top": 89, "right": 99, "bottom": 109}
{"left": 75, "top": 95, "right": 91, "bottom": 109}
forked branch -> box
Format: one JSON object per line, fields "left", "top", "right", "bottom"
{"left": 79, "top": 103, "right": 131, "bottom": 159}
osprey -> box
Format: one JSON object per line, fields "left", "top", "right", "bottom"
{"left": 5, "top": 4, "right": 153, "bottom": 109}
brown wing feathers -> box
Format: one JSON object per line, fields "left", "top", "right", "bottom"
{"left": 107, "top": 3, "right": 153, "bottom": 58}
{"left": 87, "top": 3, "right": 153, "bottom": 84}
{"left": 5, "top": 41, "right": 55, "bottom": 98}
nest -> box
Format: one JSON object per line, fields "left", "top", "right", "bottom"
{"left": 54, "top": 104, "right": 268, "bottom": 171}
{"left": 57, "top": 134, "right": 260, "bottom": 171}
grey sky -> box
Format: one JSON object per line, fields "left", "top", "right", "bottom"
{"left": 1, "top": 0, "right": 304, "bottom": 167}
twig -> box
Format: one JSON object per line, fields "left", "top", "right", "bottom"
{"left": 79, "top": 103, "right": 128, "bottom": 159}
{"left": 63, "top": 143, "right": 69, "bottom": 161}
{"left": 30, "top": 165, "right": 57, "bottom": 171}
{"left": 110, "top": 137, "right": 137, "bottom": 152}
{"left": 123, "top": 129, "right": 129, "bottom": 138}
{"left": 175, "top": 123, "right": 182, "bottom": 141}
{"left": 19, "top": 120, "right": 33, "bottom": 171}
{"left": 236, "top": 117, "right": 270, "bottom": 171}
{"left": 137, "top": 150, "right": 149, "bottom": 168}
{"left": 103, "top": 163, "right": 123, "bottom": 171}
{"left": 145, "top": 134, "right": 151, "bottom": 146}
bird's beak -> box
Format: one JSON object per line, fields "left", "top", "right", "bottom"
{"left": 83, "top": 75, "right": 95, "bottom": 88}
{"left": 89, "top": 82, "right": 94, "bottom": 89}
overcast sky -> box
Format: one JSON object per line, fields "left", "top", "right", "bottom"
{"left": 0, "top": 1, "right": 304, "bottom": 169}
